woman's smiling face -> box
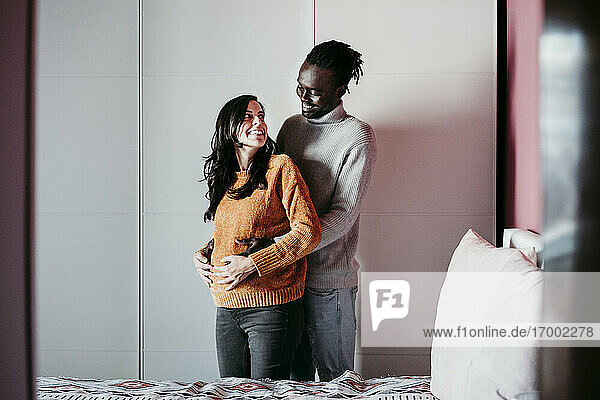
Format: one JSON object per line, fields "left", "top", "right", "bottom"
{"left": 236, "top": 100, "right": 267, "bottom": 149}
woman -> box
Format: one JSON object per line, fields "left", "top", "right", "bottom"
{"left": 193, "top": 94, "right": 321, "bottom": 379}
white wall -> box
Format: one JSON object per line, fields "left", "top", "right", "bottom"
{"left": 319, "top": 0, "right": 497, "bottom": 375}
{"left": 35, "top": 0, "right": 495, "bottom": 380}
{"left": 35, "top": 0, "right": 140, "bottom": 378}
{"left": 141, "top": 0, "right": 313, "bottom": 380}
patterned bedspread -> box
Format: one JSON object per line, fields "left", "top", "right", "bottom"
{"left": 37, "top": 370, "right": 438, "bottom": 400}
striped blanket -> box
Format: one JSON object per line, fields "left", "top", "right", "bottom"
{"left": 37, "top": 370, "right": 438, "bottom": 399}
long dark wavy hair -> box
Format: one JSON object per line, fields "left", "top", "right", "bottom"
{"left": 202, "top": 94, "right": 277, "bottom": 222}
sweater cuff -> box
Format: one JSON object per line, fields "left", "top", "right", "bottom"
{"left": 250, "top": 245, "right": 283, "bottom": 277}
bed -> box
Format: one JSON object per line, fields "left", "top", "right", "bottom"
{"left": 37, "top": 371, "right": 437, "bottom": 400}
{"left": 36, "top": 229, "right": 541, "bottom": 400}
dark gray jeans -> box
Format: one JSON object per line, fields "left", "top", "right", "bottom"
{"left": 291, "top": 286, "right": 358, "bottom": 381}
{"left": 215, "top": 298, "right": 302, "bottom": 379}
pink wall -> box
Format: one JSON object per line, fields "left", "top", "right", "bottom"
{"left": 506, "top": 0, "right": 544, "bottom": 232}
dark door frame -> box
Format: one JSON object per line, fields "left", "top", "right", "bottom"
{"left": 0, "top": 1, "right": 36, "bottom": 399}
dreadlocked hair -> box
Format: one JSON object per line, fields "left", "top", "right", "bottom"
{"left": 305, "top": 40, "right": 364, "bottom": 90}
{"left": 202, "top": 94, "right": 277, "bottom": 222}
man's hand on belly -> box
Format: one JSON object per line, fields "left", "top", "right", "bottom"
{"left": 234, "top": 237, "right": 275, "bottom": 256}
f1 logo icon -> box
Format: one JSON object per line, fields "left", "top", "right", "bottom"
{"left": 369, "top": 280, "right": 411, "bottom": 331}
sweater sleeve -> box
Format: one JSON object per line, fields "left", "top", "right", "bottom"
{"left": 313, "top": 138, "right": 377, "bottom": 251}
{"left": 250, "top": 157, "right": 322, "bottom": 277}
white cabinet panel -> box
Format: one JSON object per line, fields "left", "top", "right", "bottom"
{"left": 35, "top": 78, "right": 138, "bottom": 213}
{"left": 357, "top": 214, "right": 495, "bottom": 272}
{"left": 341, "top": 73, "right": 495, "bottom": 214}
{"left": 356, "top": 353, "right": 430, "bottom": 377}
{"left": 143, "top": 76, "right": 300, "bottom": 213}
{"left": 35, "top": 214, "right": 138, "bottom": 351}
{"left": 316, "top": 0, "right": 495, "bottom": 73}
{"left": 143, "top": 0, "right": 313, "bottom": 76}
{"left": 32, "top": 0, "right": 497, "bottom": 381}
{"left": 37, "top": 351, "right": 138, "bottom": 379}
{"left": 143, "top": 213, "right": 216, "bottom": 352}
{"left": 37, "top": 0, "right": 138, "bottom": 76}
{"left": 144, "top": 351, "right": 219, "bottom": 381}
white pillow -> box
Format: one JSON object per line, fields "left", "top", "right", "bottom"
{"left": 430, "top": 229, "right": 542, "bottom": 400}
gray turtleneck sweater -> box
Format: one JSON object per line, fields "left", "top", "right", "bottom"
{"left": 276, "top": 102, "right": 377, "bottom": 288}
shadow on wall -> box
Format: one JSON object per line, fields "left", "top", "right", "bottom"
{"left": 351, "top": 78, "right": 494, "bottom": 377}
{"left": 356, "top": 119, "right": 494, "bottom": 274}
{"left": 351, "top": 73, "right": 495, "bottom": 274}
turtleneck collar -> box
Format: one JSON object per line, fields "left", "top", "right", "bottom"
{"left": 306, "top": 101, "right": 347, "bottom": 124}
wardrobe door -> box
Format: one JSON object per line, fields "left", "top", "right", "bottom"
{"left": 141, "top": 0, "right": 312, "bottom": 380}
{"left": 35, "top": 0, "right": 140, "bottom": 378}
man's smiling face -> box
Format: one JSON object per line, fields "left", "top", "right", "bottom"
{"left": 296, "top": 61, "right": 344, "bottom": 119}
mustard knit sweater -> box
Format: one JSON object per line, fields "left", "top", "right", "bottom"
{"left": 202, "top": 154, "right": 321, "bottom": 308}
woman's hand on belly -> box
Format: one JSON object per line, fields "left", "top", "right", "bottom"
{"left": 193, "top": 239, "right": 214, "bottom": 288}
{"left": 213, "top": 255, "right": 258, "bottom": 290}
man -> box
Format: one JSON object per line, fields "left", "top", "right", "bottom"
{"left": 194, "top": 40, "right": 376, "bottom": 381}
{"left": 278, "top": 40, "right": 377, "bottom": 381}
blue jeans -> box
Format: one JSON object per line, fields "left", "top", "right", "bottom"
{"left": 215, "top": 298, "right": 302, "bottom": 379}
{"left": 291, "top": 286, "right": 358, "bottom": 381}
